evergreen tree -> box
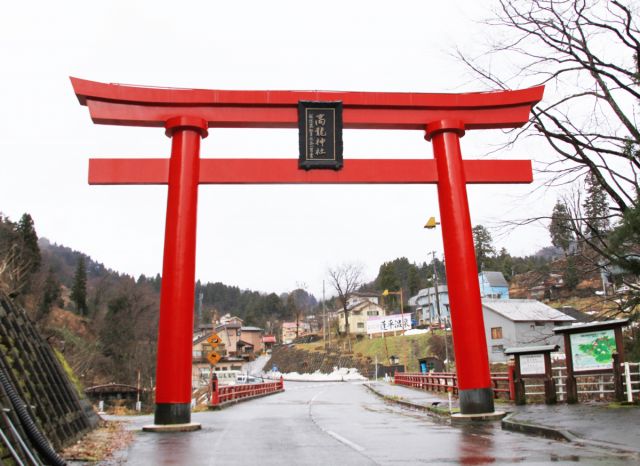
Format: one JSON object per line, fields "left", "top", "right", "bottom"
{"left": 407, "top": 267, "right": 421, "bottom": 296}
{"left": 549, "top": 201, "right": 574, "bottom": 253}
{"left": 0, "top": 213, "right": 41, "bottom": 298}
{"left": 38, "top": 267, "right": 61, "bottom": 320}
{"left": 583, "top": 172, "right": 611, "bottom": 238}
{"left": 472, "top": 225, "right": 495, "bottom": 272}
{"left": 376, "top": 262, "right": 399, "bottom": 291}
{"left": 71, "top": 256, "right": 88, "bottom": 316}
{"left": 17, "top": 213, "right": 40, "bottom": 273}
{"left": 563, "top": 256, "right": 580, "bottom": 290}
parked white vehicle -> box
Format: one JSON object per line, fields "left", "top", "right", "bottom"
{"left": 236, "top": 373, "right": 261, "bottom": 384}
{"left": 212, "top": 370, "right": 240, "bottom": 386}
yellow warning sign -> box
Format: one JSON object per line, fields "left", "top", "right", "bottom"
{"left": 207, "top": 333, "right": 222, "bottom": 348}
{"left": 207, "top": 351, "right": 221, "bottom": 365}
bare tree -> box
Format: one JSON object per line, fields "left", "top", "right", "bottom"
{"left": 458, "top": 0, "right": 638, "bottom": 207}
{"left": 458, "top": 0, "right": 640, "bottom": 313}
{"left": 328, "top": 263, "right": 363, "bottom": 337}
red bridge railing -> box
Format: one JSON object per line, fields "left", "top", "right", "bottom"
{"left": 393, "top": 371, "right": 513, "bottom": 400}
{"left": 210, "top": 377, "right": 284, "bottom": 407}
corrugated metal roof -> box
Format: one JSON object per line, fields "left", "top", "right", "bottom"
{"left": 482, "top": 299, "right": 575, "bottom": 322}
{"left": 481, "top": 271, "right": 509, "bottom": 288}
{"left": 504, "top": 345, "right": 559, "bottom": 354}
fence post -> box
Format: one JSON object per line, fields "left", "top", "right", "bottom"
{"left": 211, "top": 374, "right": 219, "bottom": 406}
{"left": 507, "top": 364, "right": 516, "bottom": 401}
{"left": 279, "top": 376, "right": 284, "bottom": 391}
{"left": 612, "top": 353, "right": 624, "bottom": 402}
{"left": 624, "top": 362, "right": 633, "bottom": 403}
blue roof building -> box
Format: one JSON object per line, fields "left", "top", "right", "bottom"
{"left": 479, "top": 271, "right": 509, "bottom": 299}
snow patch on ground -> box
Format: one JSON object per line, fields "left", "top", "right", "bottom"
{"left": 403, "top": 329, "right": 430, "bottom": 336}
{"left": 262, "top": 367, "right": 367, "bottom": 382}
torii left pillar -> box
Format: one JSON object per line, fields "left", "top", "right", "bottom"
{"left": 153, "top": 117, "right": 208, "bottom": 430}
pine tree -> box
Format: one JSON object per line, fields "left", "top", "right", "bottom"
{"left": 549, "top": 201, "right": 575, "bottom": 253}
{"left": 376, "top": 263, "right": 399, "bottom": 291}
{"left": 583, "top": 172, "right": 611, "bottom": 238}
{"left": 0, "top": 213, "right": 40, "bottom": 297}
{"left": 472, "top": 225, "right": 495, "bottom": 272}
{"left": 71, "top": 257, "right": 88, "bottom": 316}
{"left": 38, "top": 267, "right": 61, "bottom": 320}
{"left": 563, "top": 256, "right": 580, "bottom": 290}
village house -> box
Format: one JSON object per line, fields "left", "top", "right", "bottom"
{"left": 281, "top": 321, "right": 311, "bottom": 344}
{"left": 410, "top": 271, "right": 510, "bottom": 327}
{"left": 192, "top": 333, "right": 227, "bottom": 389}
{"left": 337, "top": 298, "right": 386, "bottom": 335}
{"left": 262, "top": 335, "right": 276, "bottom": 352}
{"left": 482, "top": 299, "right": 575, "bottom": 363}
{"left": 237, "top": 326, "right": 264, "bottom": 357}
{"left": 192, "top": 314, "right": 265, "bottom": 388}
{"left": 479, "top": 271, "right": 510, "bottom": 299}
{"left": 409, "top": 284, "right": 450, "bottom": 328}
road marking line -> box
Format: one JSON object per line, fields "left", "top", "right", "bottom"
{"left": 326, "top": 430, "right": 365, "bottom": 452}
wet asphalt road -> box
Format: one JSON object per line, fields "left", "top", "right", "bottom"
{"left": 109, "top": 381, "right": 636, "bottom": 465}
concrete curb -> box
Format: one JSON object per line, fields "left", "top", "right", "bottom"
{"left": 501, "top": 413, "right": 571, "bottom": 442}
{"left": 363, "top": 383, "right": 452, "bottom": 419}
{"left": 502, "top": 413, "right": 640, "bottom": 456}
{"left": 365, "top": 382, "right": 640, "bottom": 457}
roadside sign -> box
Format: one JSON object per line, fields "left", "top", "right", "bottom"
{"left": 207, "top": 333, "right": 221, "bottom": 348}
{"left": 207, "top": 351, "right": 221, "bottom": 365}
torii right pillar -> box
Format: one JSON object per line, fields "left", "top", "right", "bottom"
{"left": 426, "top": 119, "right": 494, "bottom": 415}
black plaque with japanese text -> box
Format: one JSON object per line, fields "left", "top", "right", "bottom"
{"left": 298, "top": 101, "right": 343, "bottom": 170}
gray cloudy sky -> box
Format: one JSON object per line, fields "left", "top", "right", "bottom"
{"left": 0, "top": 0, "right": 558, "bottom": 298}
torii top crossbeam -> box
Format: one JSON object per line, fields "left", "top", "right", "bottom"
{"left": 72, "top": 77, "right": 543, "bottom": 426}
{"left": 72, "top": 77, "right": 542, "bottom": 130}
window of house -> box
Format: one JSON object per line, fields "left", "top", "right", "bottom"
{"left": 367, "top": 310, "right": 378, "bottom": 316}
{"left": 534, "top": 321, "right": 545, "bottom": 327}
{"left": 357, "top": 322, "right": 364, "bottom": 329}
{"left": 491, "top": 327, "right": 503, "bottom": 339}
{"left": 491, "top": 345, "right": 504, "bottom": 353}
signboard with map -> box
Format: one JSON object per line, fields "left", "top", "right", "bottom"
{"left": 570, "top": 329, "right": 616, "bottom": 372}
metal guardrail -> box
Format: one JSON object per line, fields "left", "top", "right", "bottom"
{"left": 393, "top": 372, "right": 512, "bottom": 400}
{"left": 209, "top": 377, "right": 284, "bottom": 407}
{"left": 395, "top": 363, "right": 640, "bottom": 404}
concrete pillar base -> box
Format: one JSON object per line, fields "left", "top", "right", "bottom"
{"left": 154, "top": 402, "right": 191, "bottom": 425}
{"left": 142, "top": 423, "right": 201, "bottom": 433}
{"left": 451, "top": 411, "right": 506, "bottom": 423}
{"left": 459, "top": 387, "right": 494, "bottom": 414}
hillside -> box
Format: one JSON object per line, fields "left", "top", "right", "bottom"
{"left": 295, "top": 332, "right": 446, "bottom": 372}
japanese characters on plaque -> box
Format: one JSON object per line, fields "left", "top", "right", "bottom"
{"left": 298, "top": 101, "right": 343, "bottom": 170}
{"left": 366, "top": 314, "right": 412, "bottom": 335}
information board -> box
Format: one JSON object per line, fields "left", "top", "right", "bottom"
{"left": 519, "top": 354, "right": 546, "bottom": 375}
{"left": 570, "top": 329, "right": 616, "bottom": 372}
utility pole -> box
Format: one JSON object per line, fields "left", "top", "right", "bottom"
{"left": 431, "top": 251, "right": 450, "bottom": 372}
{"left": 322, "top": 280, "right": 327, "bottom": 347}
{"left": 197, "top": 291, "right": 204, "bottom": 330}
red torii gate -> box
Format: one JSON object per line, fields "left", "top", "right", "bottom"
{"left": 71, "top": 77, "right": 543, "bottom": 428}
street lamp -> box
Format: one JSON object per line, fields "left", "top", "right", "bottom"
{"left": 382, "top": 288, "right": 404, "bottom": 314}
{"left": 424, "top": 219, "right": 450, "bottom": 372}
